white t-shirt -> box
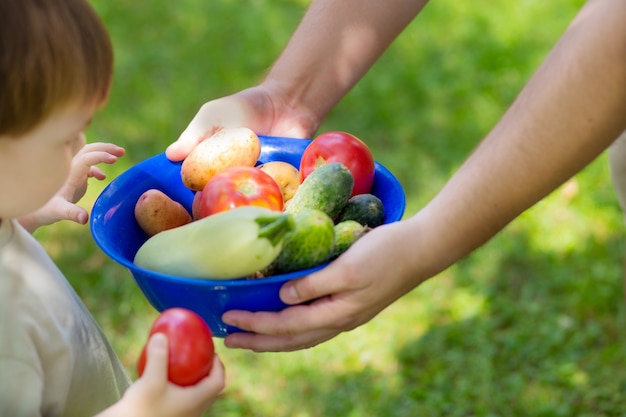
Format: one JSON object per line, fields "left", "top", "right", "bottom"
{"left": 0, "top": 218, "right": 131, "bottom": 417}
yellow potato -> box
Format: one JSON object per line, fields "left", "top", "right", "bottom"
{"left": 134, "top": 189, "right": 192, "bottom": 236}
{"left": 257, "top": 160, "right": 301, "bottom": 203}
{"left": 180, "top": 127, "right": 261, "bottom": 191}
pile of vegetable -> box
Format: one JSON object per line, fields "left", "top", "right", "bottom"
{"left": 133, "top": 128, "right": 386, "bottom": 280}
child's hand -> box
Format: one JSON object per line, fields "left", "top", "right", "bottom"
{"left": 19, "top": 140, "right": 125, "bottom": 233}
{"left": 101, "top": 333, "right": 225, "bottom": 417}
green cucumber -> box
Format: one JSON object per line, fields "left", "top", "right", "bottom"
{"left": 336, "top": 193, "right": 385, "bottom": 227}
{"left": 286, "top": 162, "right": 353, "bottom": 219}
{"left": 329, "top": 220, "right": 370, "bottom": 260}
{"left": 263, "top": 209, "right": 335, "bottom": 275}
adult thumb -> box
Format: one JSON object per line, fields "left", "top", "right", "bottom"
{"left": 279, "top": 263, "right": 344, "bottom": 305}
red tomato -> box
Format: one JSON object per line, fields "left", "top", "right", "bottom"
{"left": 137, "top": 308, "right": 214, "bottom": 387}
{"left": 198, "top": 166, "right": 283, "bottom": 217}
{"left": 300, "top": 131, "right": 375, "bottom": 196}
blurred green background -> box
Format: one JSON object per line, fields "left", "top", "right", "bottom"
{"left": 35, "top": 0, "right": 626, "bottom": 415}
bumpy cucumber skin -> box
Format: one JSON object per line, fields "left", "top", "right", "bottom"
{"left": 337, "top": 193, "right": 385, "bottom": 227}
{"left": 134, "top": 206, "right": 293, "bottom": 279}
{"left": 264, "top": 209, "right": 335, "bottom": 275}
{"left": 329, "top": 220, "right": 370, "bottom": 260}
{"left": 286, "top": 162, "right": 354, "bottom": 220}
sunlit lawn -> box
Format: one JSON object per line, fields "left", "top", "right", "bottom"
{"left": 35, "top": 0, "right": 626, "bottom": 415}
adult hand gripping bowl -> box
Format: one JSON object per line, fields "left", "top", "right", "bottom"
{"left": 90, "top": 136, "right": 406, "bottom": 337}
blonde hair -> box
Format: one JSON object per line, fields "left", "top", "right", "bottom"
{"left": 0, "top": 0, "right": 113, "bottom": 136}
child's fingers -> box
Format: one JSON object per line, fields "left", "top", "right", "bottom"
{"left": 48, "top": 198, "right": 88, "bottom": 225}
{"left": 141, "top": 333, "right": 169, "bottom": 382}
{"left": 80, "top": 142, "right": 126, "bottom": 157}
{"left": 67, "top": 205, "right": 89, "bottom": 225}
{"left": 74, "top": 150, "right": 121, "bottom": 169}
{"left": 88, "top": 166, "right": 107, "bottom": 180}
{"left": 196, "top": 355, "right": 226, "bottom": 395}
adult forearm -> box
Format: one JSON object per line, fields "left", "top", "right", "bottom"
{"left": 262, "top": 0, "right": 429, "bottom": 128}
{"left": 408, "top": 0, "right": 626, "bottom": 279}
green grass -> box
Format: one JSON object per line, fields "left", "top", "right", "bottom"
{"left": 33, "top": 0, "right": 626, "bottom": 415}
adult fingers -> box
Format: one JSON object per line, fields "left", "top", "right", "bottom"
{"left": 222, "top": 295, "right": 359, "bottom": 352}
{"left": 166, "top": 95, "right": 259, "bottom": 162}
{"left": 166, "top": 118, "right": 213, "bottom": 162}
{"left": 165, "top": 100, "right": 235, "bottom": 162}
{"left": 223, "top": 318, "right": 339, "bottom": 352}
{"left": 279, "top": 258, "right": 363, "bottom": 305}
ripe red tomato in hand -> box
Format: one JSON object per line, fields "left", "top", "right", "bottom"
{"left": 198, "top": 166, "right": 283, "bottom": 217}
{"left": 137, "top": 308, "right": 214, "bottom": 387}
{"left": 300, "top": 131, "right": 375, "bottom": 196}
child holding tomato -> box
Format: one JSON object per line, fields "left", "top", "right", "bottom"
{"left": 0, "top": 1, "right": 224, "bottom": 416}
{"left": 166, "top": 0, "right": 626, "bottom": 354}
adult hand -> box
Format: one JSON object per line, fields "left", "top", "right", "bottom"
{"left": 222, "top": 220, "right": 425, "bottom": 352}
{"left": 166, "top": 0, "right": 427, "bottom": 164}
{"left": 18, "top": 140, "right": 125, "bottom": 233}
{"left": 98, "top": 333, "right": 225, "bottom": 417}
{"left": 165, "top": 86, "right": 318, "bottom": 162}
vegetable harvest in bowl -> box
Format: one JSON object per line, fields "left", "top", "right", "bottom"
{"left": 90, "top": 132, "right": 406, "bottom": 337}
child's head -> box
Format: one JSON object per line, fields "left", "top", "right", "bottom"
{"left": 0, "top": 0, "right": 113, "bottom": 136}
{"left": 0, "top": 0, "right": 113, "bottom": 218}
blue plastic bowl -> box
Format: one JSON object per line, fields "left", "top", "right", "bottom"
{"left": 90, "top": 135, "right": 406, "bottom": 337}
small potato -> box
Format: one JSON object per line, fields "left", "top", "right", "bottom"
{"left": 134, "top": 189, "right": 192, "bottom": 236}
{"left": 258, "top": 161, "right": 301, "bottom": 203}
{"left": 180, "top": 127, "right": 261, "bottom": 191}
